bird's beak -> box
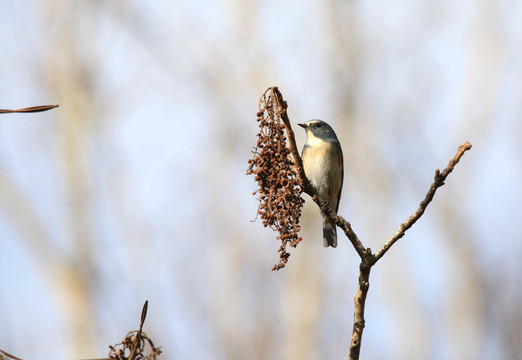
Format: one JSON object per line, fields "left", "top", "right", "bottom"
{"left": 298, "top": 123, "right": 306, "bottom": 129}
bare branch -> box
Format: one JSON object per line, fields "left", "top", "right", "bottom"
{"left": 271, "top": 88, "right": 307, "bottom": 185}
{"left": 373, "top": 141, "right": 472, "bottom": 263}
{"left": 349, "top": 263, "right": 371, "bottom": 359}
{"left": 348, "top": 141, "right": 472, "bottom": 360}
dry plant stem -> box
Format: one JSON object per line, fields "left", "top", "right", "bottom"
{"left": 0, "top": 105, "right": 59, "bottom": 114}
{"left": 128, "top": 300, "right": 148, "bottom": 360}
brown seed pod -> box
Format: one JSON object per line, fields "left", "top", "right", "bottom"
{"left": 247, "top": 88, "right": 304, "bottom": 270}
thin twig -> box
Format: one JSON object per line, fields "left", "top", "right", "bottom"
{"left": 0, "top": 105, "right": 59, "bottom": 114}
{"left": 272, "top": 88, "right": 306, "bottom": 183}
{"left": 373, "top": 141, "right": 472, "bottom": 263}
{"left": 0, "top": 349, "right": 23, "bottom": 360}
{"left": 129, "top": 301, "right": 149, "bottom": 360}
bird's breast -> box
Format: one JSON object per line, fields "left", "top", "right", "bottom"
{"left": 302, "top": 141, "right": 343, "bottom": 202}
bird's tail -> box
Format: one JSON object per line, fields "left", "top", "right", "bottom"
{"left": 322, "top": 216, "right": 337, "bottom": 248}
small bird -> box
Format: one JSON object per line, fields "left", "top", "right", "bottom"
{"left": 298, "top": 120, "right": 344, "bottom": 247}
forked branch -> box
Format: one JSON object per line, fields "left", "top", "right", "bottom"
{"left": 249, "top": 87, "right": 471, "bottom": 359}
{"left": 373, "top": 141, "right": 472, "bottom": 263}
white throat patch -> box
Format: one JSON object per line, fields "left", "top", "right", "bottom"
{"left": 306, "top": 130, "right": 324, "bottom": 146}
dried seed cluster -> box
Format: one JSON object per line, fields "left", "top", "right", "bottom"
{"left": 108, "top": 330, "right": 162, "bottom": 360}
{"left": 247, "top": 89, "right": 304, "bottom": 270}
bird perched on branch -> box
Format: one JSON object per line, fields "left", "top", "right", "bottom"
{"left": 298, "top": 120, "right": 344, "bottom": 247}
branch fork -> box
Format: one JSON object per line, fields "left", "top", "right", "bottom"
{"left": 265, "top": 86, "right": 472, "bottom": 359}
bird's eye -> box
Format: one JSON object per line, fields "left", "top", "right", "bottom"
{"left": 316, "top": 123, "right": 322, "bottom": 128}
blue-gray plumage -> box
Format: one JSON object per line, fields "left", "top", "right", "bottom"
{"left": 298, "top": 120, "right": 344, "bottom": 247}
